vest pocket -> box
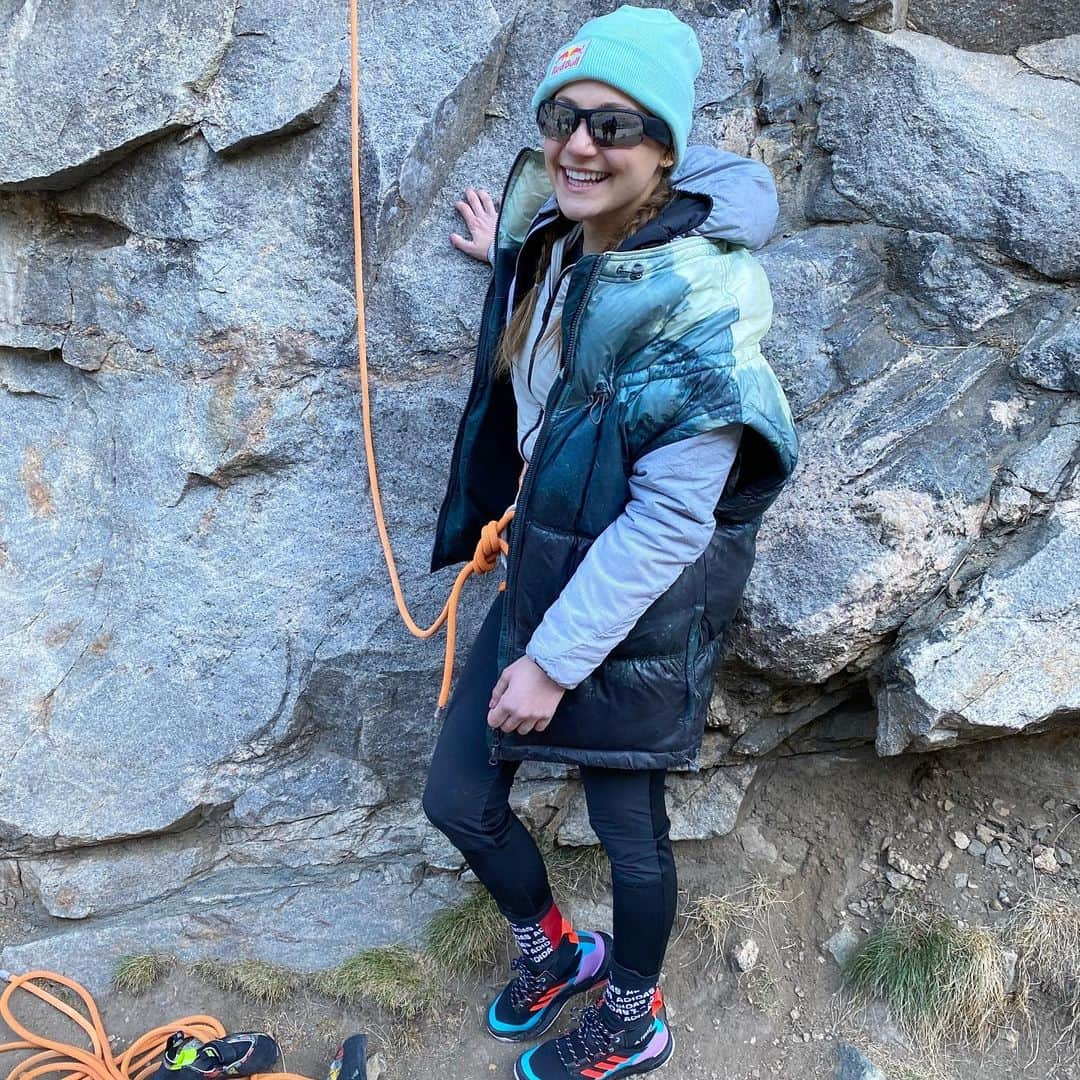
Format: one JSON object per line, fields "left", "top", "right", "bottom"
{"left": 512, "top": 520, "right": 592, "bottom": 646}
{"left": 702, "top": 520, "right": 758, "bottom": 642}
{"left": 557, "top": 653, "right": 693, "bottom": 755}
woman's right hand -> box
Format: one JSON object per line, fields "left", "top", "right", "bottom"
{"left": 450, "top": 187, "right": 498, "bottom": 263}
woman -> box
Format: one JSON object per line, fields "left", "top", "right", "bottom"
{"left": 423, "top": 6, "right": 798, "bottom": 1077}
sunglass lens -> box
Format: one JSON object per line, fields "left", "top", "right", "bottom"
{"left": 589, "top": 110, "right": 644, "bottom": 147}
{"left": 538, "top": 101, "right": 577, "bottom": 140}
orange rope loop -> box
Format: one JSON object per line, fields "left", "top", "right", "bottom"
{"left": 0, "top": 971, "right": 311, "bottom": 1080}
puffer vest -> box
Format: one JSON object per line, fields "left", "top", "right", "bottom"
{"left": 431, "top": 150, "right": 798, "bottom": 769}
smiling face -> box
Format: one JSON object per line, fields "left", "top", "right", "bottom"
{"left": 542, "top": 80, "right": 674, "bottom": 254}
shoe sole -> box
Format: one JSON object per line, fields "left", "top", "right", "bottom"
{"left": 512, "top": 1030, "right": 675, "bottom": 1079}
{"left": 486, "top": 933, "right": 614, "bottom": 1044}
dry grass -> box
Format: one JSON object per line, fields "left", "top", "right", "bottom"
{"left": 368, "top": 1017, "right": 425, "bottom": 1059}
{"left": 111, "top": 952, "right": 175, "bottom": 995}
{"left": 249, "top": 1006, "right": 341, "bottom": 1071}
{"left": 423, "top": 887, "right": 510, "bottom": 974}
{"left": 189, "top": 957, "right": 301, "bottom": 1005}
{"left": 311, "top": 945, "right": 436, "bottom": 1019}
{"left": 743, "top": 964, "right": 784, "bottom": 1018}
{"left": 869, "top": 1045, "right": 956, "bottom": 1080}
{"left": 681, "top": 875, "right": 786, "bottom": 966}
{"left": 684, "top": 893, "right": 749, "bottom": 954}
{"left": 1008, "top": 893, "right": 1080, "bottom": 1037}
{"left": 546, "top": 841, "right": 608, "bottom": 898}
{"left": 843, "top": 911, "right": 1012, "bottom": 1049}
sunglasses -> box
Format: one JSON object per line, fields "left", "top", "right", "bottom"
{"left": 536, "top": 99, "right": 672, "bottom": 149}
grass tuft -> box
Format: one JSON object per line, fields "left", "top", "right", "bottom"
{"left": 312, "top": 945, "right": 435, "bottom": 1019}
{"left": 868, "top": 1046, "right": 956, "bottom": 1080}
{"left": 682, "top": 875, "right": 786, "bottom": 965}
{"left": 111, "top": 952, "right": 175, "bottom": 995}
{"left": 189, "top": 957, "right": 301, "bottom": 1005}
{"left": 544, "top": 841, "right": 609, "bottom": 898}
{"left": 843, "top": 911, "right": 1012, "bottom": 1048}
{"left": 1008, "top": 893, "right": 1080, "bottom": 1036}
{"left": 423, "top": 888, "right": 510, "bottom": 974}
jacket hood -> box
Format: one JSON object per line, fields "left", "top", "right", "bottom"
{"left": 667, "top": 144, "right": 779, "bottom": 250}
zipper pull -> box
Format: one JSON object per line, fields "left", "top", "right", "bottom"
{"left": 488, "top": 729, "right": 501, "bottom": 766}
{"left": 615, "top": 261, "right": 645, "bottom": 281}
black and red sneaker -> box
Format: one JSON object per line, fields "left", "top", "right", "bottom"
{"left": 513, "top": 988, "right": 674, "bottom": 1079}
{"left": 486, "top": 928, "right": 612, "bottom": 1043}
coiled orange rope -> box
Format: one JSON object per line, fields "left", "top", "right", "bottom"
{"left": 0, "top": 970, "right": 311, "bottom": 1080}
{"left": 347, "top": 0, "right": 516, "bottom": 712}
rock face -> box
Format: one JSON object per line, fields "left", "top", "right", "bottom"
{"left": 815, "top": 28, "right": 1080, "bottom": 281}
{"left": 907, "top": 2, "right": 1080, "bottom": 55}
{"left": 835, "top": 1042, "right": 887, "bottom": 1080}
{"left": 1017, "top": 34, "right": 1080, "bottom": 84}
{"left": 0, "top": 1, "right": 234, "bottom": 189}
{"left": 877, "top": 488, "right": 1080, "bottom": 754}
{"left": 1, "top": 0, "right": 1078, "bottom": 982}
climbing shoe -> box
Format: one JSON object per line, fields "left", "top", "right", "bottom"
{"left": 486, "top": 929, "right": 612, "bottom": 1043}
{"left": 513, "top": 988, "right": 673, "bottom": 1078}
{"left": 326, "top": 1034, "right": 368, "bottom": 1080}
{"left": 153, "top": 1031, "right": 280, "bottom": 1078}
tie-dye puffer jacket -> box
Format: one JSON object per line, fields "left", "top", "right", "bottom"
{"left": 431, "top": 146, "right": 798, "bottom": 770}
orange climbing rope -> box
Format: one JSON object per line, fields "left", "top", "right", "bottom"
{"left": 347, "top": 0, "right": 515, "bottom": 712}
{"left": 0, "top": 970, "right": 311, "bottom": 1080}
{"left": 1, "top": 4, "right": 500, "bottom": 1075}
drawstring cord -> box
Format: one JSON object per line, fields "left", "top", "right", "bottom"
{"left": 588, "top": 378, "right": 613, "bottom": 424}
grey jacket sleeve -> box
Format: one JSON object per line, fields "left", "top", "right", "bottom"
{"left": 525, "top": 424, "right": 743, "bottom": 689}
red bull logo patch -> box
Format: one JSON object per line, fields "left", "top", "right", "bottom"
{"left": 551, "top": 39, "right": 590, "bottom": 76}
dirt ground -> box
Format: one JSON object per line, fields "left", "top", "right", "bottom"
{"left": 2, "top": 729, "right": 1078, "bottom": 1079}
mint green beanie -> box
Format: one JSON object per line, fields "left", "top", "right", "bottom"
{"left": 530, "top": 5, "right": 702, "bottom": 166}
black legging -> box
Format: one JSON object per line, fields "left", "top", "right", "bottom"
{"left": 422, "top": 591, "right": 678, "bottom": 980}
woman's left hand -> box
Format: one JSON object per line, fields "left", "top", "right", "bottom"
{"left": 487, "top": 656, "right": 566, "bottom": 735}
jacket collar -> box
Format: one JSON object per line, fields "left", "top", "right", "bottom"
{"left": 497, "top": 148, "right": 730, "bottom": 259}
